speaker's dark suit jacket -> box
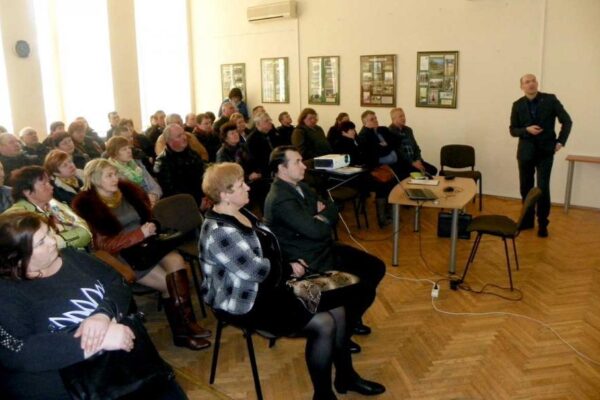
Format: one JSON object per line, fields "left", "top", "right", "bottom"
{"left": 509, "top": 92, "right": 572, "bottom": 161}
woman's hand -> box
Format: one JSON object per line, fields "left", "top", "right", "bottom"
{"left": 84, "top": 320, "right": 135, "bottom": 358}
{"left": 74, "top": 313, "right": 111, "bottom": 354}
{"left": 141, "top": 222, "right": 157, "bottom": 238}
{"left": 148, "top": 193, "right": 159, "bottom": 208}
{"left": 290, "top": 259, "right": 308, "bottom": 277}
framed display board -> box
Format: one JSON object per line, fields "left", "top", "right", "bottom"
{"left": 360, "top": 54, "right": 396, "bottom": 107}
{"left": 415, "top": 51, "right": 458, "bottom": 108}
{"left": 308, "top": 56, "right": 340, "bottom": 105}
{"left": 261, "top": 57, "right": 289, "bottom": 103}
{"left": 220, "top": 63, "right": 246, "bottom": 100}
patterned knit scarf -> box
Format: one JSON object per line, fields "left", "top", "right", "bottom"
{"left": 110, "top": 159, "right": 144, "bottom": 186}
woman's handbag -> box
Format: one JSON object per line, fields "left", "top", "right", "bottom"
{"left": 286, "top": 271, "right": 360, "bottom": 313}
{"left": 59, "top": 312, "right": 176, "bottom": 400}
{"left": 370, "top": 164, "right": 395, "bottom": 184}
{"left": 120, "top": 228, "right": 185, "bottom": 271}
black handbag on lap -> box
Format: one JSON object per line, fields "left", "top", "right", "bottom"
{"left": 59, "top": 312, "right": 176, "bottom": 400}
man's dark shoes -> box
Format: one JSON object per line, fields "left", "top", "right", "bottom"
{"left": 520, "top": 220, "right": 534, "bottom": 230}
{"left": 538, "top": 226, "right": 548, "bottom": 237}
{"left": 352, "top": 323, "right": 372, "bottom": 336}
{"left": 348, "top": 339, "right": 361, "bottom": 354}
{"left": 334, "top": 377, "right": 386, "bottom": 396}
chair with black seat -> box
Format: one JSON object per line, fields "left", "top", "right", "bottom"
{"left": 440, "top": 144, "right": 483, "bottom": 211}
{"left": 460, "top": 187, "right": 542, "bottom": 290}
{"left": 209, "top": 312, "right": 280, "bottom": 400}
{"left": 329, "top": 186, "right": 369, "bottom": 230}
{"left": 152, "top": 194, "right": 207, "bottom": 318}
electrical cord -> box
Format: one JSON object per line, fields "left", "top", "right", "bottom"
{"left": 458, "top": 282, "right": 523, "bottom": 301}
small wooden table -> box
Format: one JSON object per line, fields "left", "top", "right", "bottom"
{"left": 388, "top": 177, "right": 477, "bottom": 274}
{"left": 564, "top": 155, "right": 600, "bottom": 213}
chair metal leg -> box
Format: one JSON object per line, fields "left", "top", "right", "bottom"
{"left": 479, "top": 178, "right": 483, "bottom": 211}
{"left": 461, "top": 233, "right": 483, "bottom": 282}
{"left": 502, "top": 238, "right": 514, "bottom": 291}
{"left": 352, "top": 198, "right": 361, "bottom": 229}
{"left": 189, "top": 258, "right": 207, "bottom": 318}
{"left": 244, "top": 329, "right": 264, "bottom": 400}
{"left": 209, "top": 319, "right": 224, "bottom": 384}
{"left": 361, "top": 196, "right": 369, "bottom": 228}
{"left": 413, "top": 206, "right": 421, "bottom": 232}
{"left": 512, "top": 238, "right": 520, "bottom": 271}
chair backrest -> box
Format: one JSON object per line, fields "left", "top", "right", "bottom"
{"left": 440, "top": 144, "right": 476, "bottom": 170}
{"left": 516, "top": 187, "right": 542, "bottom": 230}
{"left": 153, "top": 194, "right": 203, "bottom": 234}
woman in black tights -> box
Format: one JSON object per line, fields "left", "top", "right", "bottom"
{"left": 198, "top": 163, "right": 385, "bottom": 400}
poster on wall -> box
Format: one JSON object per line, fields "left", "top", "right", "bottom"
{"left": 261, "top": 57, "right": 289, "bottom": 103}
{"left": 308, "top": 56, "right": 340, "bottom": 105}
{"left": 360, "top": 54, "right": 396, "bottom": 107}
{"left": 415, "top": 51, "right": 458, "bottom": 108}
{"left": 220, "top": 63, "right": 246, "bottom": 100}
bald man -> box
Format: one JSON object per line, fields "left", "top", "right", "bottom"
{"left": 509, "top": 74, "right": 572, "bottom": 237}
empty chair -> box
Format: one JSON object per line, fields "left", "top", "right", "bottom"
{"left": 439, "top": 144, "right": 483, "bottom": 211}
{"left": 460, "top": 187, "right": 542, "bottom": 290}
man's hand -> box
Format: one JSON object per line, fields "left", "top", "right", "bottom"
{"left": 249, "top": 172, "right": 262, "bottom": 181}
{"left": 555, "top": 143, "right": 563, "bottom": 152}
{"left": 290, "top": 261, "right": 306, "bottom": 277}
{"left": 316, "top": 201, "right": 326, "bottom": 213}
{"left": 412, "top": 160, "right": 425, "bottom": 171}
{"left": 526, "top": 125, "right": 543, "bottom": 135}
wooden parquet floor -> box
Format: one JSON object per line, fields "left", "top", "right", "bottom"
{"left": 140, "top": 195, "right": 600, "bottom": 400}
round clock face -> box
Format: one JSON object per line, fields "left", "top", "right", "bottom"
{"left": 15, "top": 40, "right": 30, "bottom": 58}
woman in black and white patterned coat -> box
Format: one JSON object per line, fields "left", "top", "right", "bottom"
{"left": 199, "top": 162, "right": 385, "bottom": 400}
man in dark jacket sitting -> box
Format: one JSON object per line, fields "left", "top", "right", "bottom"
{"left": 263, "top": 145, "right": 386, "bottom": 354}
{"left": 154, "top": 123, "right": 205, "bottom": 206}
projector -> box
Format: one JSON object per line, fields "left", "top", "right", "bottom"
{"left": 313, "top": 154, "right": 350, "bottom": 170}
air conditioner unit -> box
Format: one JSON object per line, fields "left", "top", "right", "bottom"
{"left": 247, "top": 0, "right": 297, "bottom": 22}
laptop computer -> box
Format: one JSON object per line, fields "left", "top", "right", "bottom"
{"left": 405, "top": 188, "right": 438, "bottom": 201}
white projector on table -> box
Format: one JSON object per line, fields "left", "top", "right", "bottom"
{"left": 313, "top": 154, "right": 350, "bottom": 170}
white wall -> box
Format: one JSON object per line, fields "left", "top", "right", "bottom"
{"left": 191, "top": 0, "right": 600, "bottom": 208}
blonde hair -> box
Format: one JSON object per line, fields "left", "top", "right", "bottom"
{"left": 229, "top": 112, "right": 244, "bottom": 123}
{"left": 201, "top": 162, "right": 244, "bottom": 203}
{"left": 82, "top": 159, "right": 116, "bottom": 191}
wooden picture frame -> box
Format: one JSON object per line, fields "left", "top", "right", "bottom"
{"left": 360, "top": 54, "right": 396, "bottom": 107}
{"left": 308, "top": 56, "right": 340, "bottom": 105}
{"left": 415, "top": 51, "right": 458, "bottom": 108}
{"left": 220, "top": 63, "right": 246, "bottom": 101}
{"left": 261, "top": 57, "right": 289, "bottom": 103}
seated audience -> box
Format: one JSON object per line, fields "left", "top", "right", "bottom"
{"left": 75, "top": 116, "right": 105, "bottom": 151}
{"left": 118, "top": 118, "right": 155, "bottom": 165}
{"left": 246, "top": 112, "right": 276, "bottom": 180}
{"left": 19, "top": 127, "right": 49, "bottom": 161}
{"left": 155, "top": 114, "right": 209, "bottom": 162}
{"left": 44, "top": 149, "right": 83, "bottom": 206}
{"left": 154, "top": 124, "right": 205, "bottom": 206}
{"left": 42, "top": 120, "right": 66, "bottom": 147}
{"left": 106, "top": 136, "right": 162, "bottom": 207}
{"left": 0, "top": 161, "right": 12, "bottom": 213}
{"left": 264, "top": 146, "right": 386, "bottom": 353}
{"left": 292, "top": 108, "right": 332, "bottom": 160}
{"left": 72, "top": 159, "right": 210, "bottom": 350}
{"left": 193, "top": 112, "right": 221, "bottom": 162}
{"left": 184, "top": 112, "right": 197, "bottom": 133}
{"left": 106, "top": 110, "right": 120, "bottom": 139}
{"left": 199, "top": 163, "right": 385, "bottom": 400}
{"left": 218, "top": 87, "right": 249, "bottom": 121}
{"left": 0, "top": 212, "right": 190, "bottom": 399}
{"left": 358, "top": 110, "right": 399, "bottom": 227}
{"left": 213, "top": 102, "right": 236, "bottom": 135}
{"left": 276, "top": 111, "right": 294, "bottom": 146}
{"left": 69, "top": 120, "right": 102, "bottom": 159}
{"left": 327, "top": 112, "right": 350, "bottom": 147}
{"left": 331, "top": 120, "right": 364, "bottom": 166}
{"left": 0, "top": 133, "right": 41, "bottom": 178}
{"left": 52, "top": 132, "right": 90, "bottom": 169}
{"left": 229, "top": 112, "right": 251, "bottom": 144}
{"left": 388, "top": 107, "right": 437, "bottom": 178}
{"left": 4, "top": 166, "right": 91, "bottom": 249}
{"left": 145, "top": 110, "right": 166, "bottom": 146}
{"left": 204, "top": 111, "right": 216, "bottom": 125}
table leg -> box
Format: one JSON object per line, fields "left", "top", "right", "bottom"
{"left": 564, "top": 160, "right": 575, "bottom": 213}
{"left": 392, "top": 204, "right": 400, "bottom": 266}
{"left": 449, "top": 208, "right": 459, "bottom": 274}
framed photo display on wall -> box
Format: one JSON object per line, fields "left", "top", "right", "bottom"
{"left": 416, "top": 51, "right": 458, "bottom": 108}
{"left": 308, "top": 56, "right": 340, "bottom": 105}
{"left": 261, "top": 57, "right": 289, "bottom": 103}
{"left": 360, "top": 54, "right": 396, "bottom": 107}
{"left": 220, "top": 63, "right": 246, "bottom": 100}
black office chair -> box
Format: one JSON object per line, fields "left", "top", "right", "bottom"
{"left": 439, "top": 144, "right": 483, "bottom": 211}
{"left": 460, "top": 187, "right": 542, "bottom": 290}
{"left": 209, "top": 312, "right": 279, "bottom": 400}
{"left": 152, "top": 194, "right": 207, "bottom": 318}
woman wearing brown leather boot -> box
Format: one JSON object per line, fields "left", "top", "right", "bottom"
{"left": 73, "top": 159, "right": 211, "bottom": 350}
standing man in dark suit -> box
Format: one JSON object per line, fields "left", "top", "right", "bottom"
{"left": 264, "top": 146, "right": 386, "bottom": 354}
{"left": 510, "top": 74, "right": 572, "bottom": 237}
